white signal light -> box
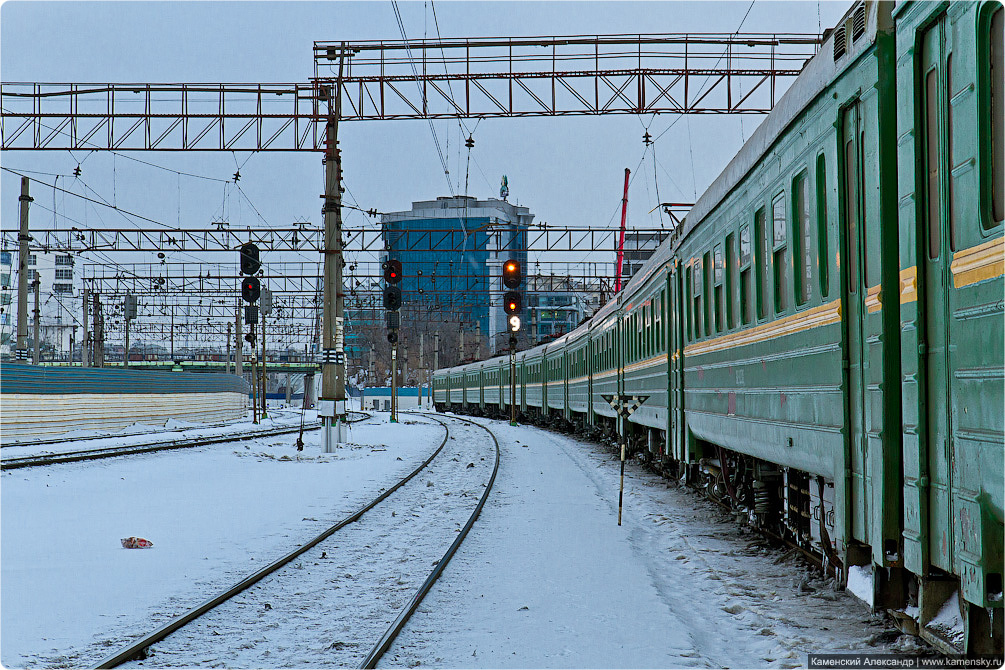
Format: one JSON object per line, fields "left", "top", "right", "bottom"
{"left": 508, "top": 315, "right": 521, "bottom": 332}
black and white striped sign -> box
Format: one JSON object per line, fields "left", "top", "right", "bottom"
{"left": 601, "top": 394, "right": 649, "bottom": 419}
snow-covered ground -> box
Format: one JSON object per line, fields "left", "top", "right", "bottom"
{"left": 2, "top": 410, "right": 914, "bottom": 669}
{"left": 0, "top": 406, "right": 317, "bottom": 458}
{"left": 1, "top": 412, "right": 444, "bottom": 668}
{"left": 382, "top": 417, "right": 913, "bottom": 669}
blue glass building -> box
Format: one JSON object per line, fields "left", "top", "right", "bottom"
{"left": 381, "top": 196, "right": 533, "bottom": 354}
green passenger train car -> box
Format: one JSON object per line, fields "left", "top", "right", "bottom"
{"left": 432, "top": 0, "right": 1003, "bottom": 653}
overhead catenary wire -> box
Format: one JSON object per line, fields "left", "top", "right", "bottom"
{"left": 390, "top": 0, "right": 454, "bottom": 196}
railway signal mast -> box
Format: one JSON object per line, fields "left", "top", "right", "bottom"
{"left": 240, "top": 242, "right": 261, "bottom": 423}
{"left": 383, "top": 259, "right": 403, "bottom": 422}
{"left": 503, "top": 259, "right": 522, "bottom": 426}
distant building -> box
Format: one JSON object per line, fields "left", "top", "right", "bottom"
{"left": 0, "top": 249, "right": 80, "bottom": 359}
{"left": 619, "top": 231, "right": 670, "bottom": 284}
{"left": 381, "top": 195, "right": 533, "bottom": 355}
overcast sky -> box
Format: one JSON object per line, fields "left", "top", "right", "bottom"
{"left": 0, "top": 0, "right": 852, "bottom": 319}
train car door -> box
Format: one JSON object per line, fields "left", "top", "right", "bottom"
{"left": 841, "top": 99, "right": 869, "bottom": 541}
{"left": 670, "top": 261, "right": 686, "bottom": 465}
{"left": 919, "top": 14, "right": 955, "bottom": 575}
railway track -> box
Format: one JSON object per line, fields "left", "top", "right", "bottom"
{"left": 1, "top": 412, "right": 370, "bottom": 470}
{"left": 92, "top": 414, "right": 500, "bottom": 669}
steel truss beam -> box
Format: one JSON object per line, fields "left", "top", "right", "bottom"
{"left": 4, "top": 224, "right": 680, "bottom": 254}
{"left": 1, "top": 33, "right": 818, "bottom": 151}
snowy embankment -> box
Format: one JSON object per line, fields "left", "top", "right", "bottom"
{"left": 1, "top": 406, "right": 317, "bottom": 459}
{"left": 1, "top": 413, "right": 443, "bottom": 669}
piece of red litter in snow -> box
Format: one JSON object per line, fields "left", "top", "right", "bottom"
{"left": 121, "top": 537, "right": 153, "bottom": 549}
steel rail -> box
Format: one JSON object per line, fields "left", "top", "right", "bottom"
{"left": 359, "top": 413, "right": 501, "bottom": 669}
{"left": 0, "top": 413, "right": 369, "bottom": 470}
{"left": 92, "top": 413, "right": 450, "bottom": 669}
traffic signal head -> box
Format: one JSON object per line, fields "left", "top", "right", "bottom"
{"left": 503, "top": 290, "right": 522, "bottom": 315}
{"left": 241, "top": 276, "right": 261, "bottom": 303}
{"left": 383, "top": 259, "right": 402, "bottom": 284}
{"left": 503, "top": 259, "right": 521, "bottom": 288}
{"left": 383, "top": 285, "right": 402, "bottom": 311}
{"left": 239, "top": 242, "right": 261, "bottom": 275}
{"left": 244, "top": 304, "right": 259, "bottom": 325}
{"left": 387, "top": 330, "right": 398, "bottom": 344}
{"left": 124, "top": 294, "right": 138, "bottom": 321}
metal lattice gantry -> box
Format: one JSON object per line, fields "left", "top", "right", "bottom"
{"left": 0, "top": 33, "right": 820, "bottom": 151}
{"left": 313, "top": 33, "right": 821, "bottom": 121}
{"left": 3, "top": 222, "right": 684, "bottom": 254}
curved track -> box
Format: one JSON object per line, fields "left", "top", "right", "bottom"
{"left": 1, "top": 412, "right": 369, "bottom": 471}
{"left": 93, "top": 413, "right": 499, "bottom": 669}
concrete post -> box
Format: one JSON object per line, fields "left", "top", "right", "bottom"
{"left": 434, "top": 333, "right": 439, "bottom": 371}
{"left": 82, "top": 286, "right": 89, "bottom": 367}
{"left": 93, "top": 293, "right": 104, "bottom": 367}
{"left": 15, "top": 177, "right": 32, "bottom": 361}
{"left": 235, "top": 300, "right": 243, "bottom": 378}
{"left": 32, "top": 271, "right": 40, "bottom": 364}
{"left": 170, "top": 306, "right": 175, "bottom": 360}
{"left": 124, "top": 306, "right": 130, "bottom": 368}
{"left": 226, "top": 322, "right": 232, "bottom": 374}
{"left": 261, "top": 309, "right": 268, "bottom": 419}
{"left": 321, "top": 67, "right": 347, "bottom": 451}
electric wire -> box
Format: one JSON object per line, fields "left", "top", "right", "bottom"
{"left": 390, "top": 0, "right": 454, "bottom": 196}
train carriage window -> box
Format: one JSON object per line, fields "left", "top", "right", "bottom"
{"left": 772, "top": 193, "right": 789, "bottom": 313}
{"left": 725, "top": 234, "right": 736, "bottom": 329}
{"left": 984, "top": 5, "right": 1000, "bottom": 227}
{"left": 713, "top": 244, "right": 724, "bottom": 333}
{"left": 703, "top": 251, "right": 713, "bottom": 336}
{"left": 687, "top": 265, "right": 695, "bottom": 341}
{"left": 816, "top": 154, "right": 829, "bottom": 297}
{"left": 754, "top": 208, "right": 768, "bottom": 319}
{"left": 794, "top": 171, "right": 812, "bottom": 305}
{"left": 739, "top": 224, "right": 752, "bottom": 325}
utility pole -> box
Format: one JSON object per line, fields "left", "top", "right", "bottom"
{"left": 403, "top": 339, "right": 409, "bottom": 388}
{"left": 169, "top": 305, "right": 174, "bottom": 361}
{"left": 391, "top": 341, "right": 398, "bottom": 422}
{"left": 226, "top": 322, "right": 232, "bottom": 374}
{"left": 15, "top": 176, "right": 32, "bottom": 362}
{"left": 81, "top": 285, "right": 89, "bottom": 367}
{"left": 433, "top": 333, "right": 439, "bottom": 372}
{"left": 93, "top": 293, "right": 104, "bottom": 367}
{"left": 320, "top": 52, "right": 348, "bottom": 452}
{"left": 123, "top": 299, "right": 130, "bottom": 368}
{"left": 261, "top": 307, "right": 268, "bottom": 420}
{"left": 235, "top": 300, "right": 243, "bottom": 378}
{"left": 251, "top": 348, "right": 259, "bottom": 423}
{"left": 32, "top": 271, "right": 40, "bottom": 364}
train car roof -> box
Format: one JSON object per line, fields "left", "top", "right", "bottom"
{"left": 672, "top": 1, "right": 885, "bottom": 248}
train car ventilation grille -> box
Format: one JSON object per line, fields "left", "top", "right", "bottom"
{"left": 833, "top": 25, "right": 847, "bottom": 60}
{"left": 852, "top": 3, "right": 866, "bottom": 42}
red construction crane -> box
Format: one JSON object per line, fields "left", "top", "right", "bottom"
{"left": 615, "top": 168, "right": 630, "bottom": 293}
